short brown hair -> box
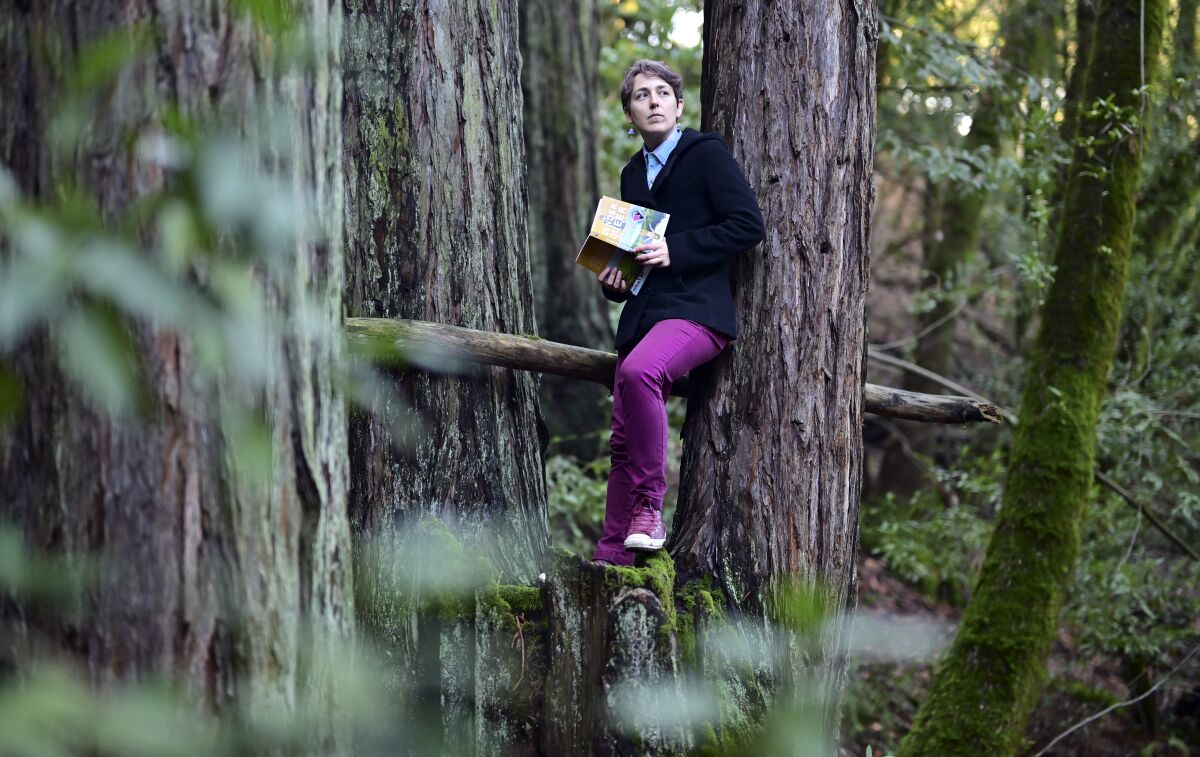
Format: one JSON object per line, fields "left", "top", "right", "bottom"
{"left": 619, "top": 60, "right": 684, "bottom": 111}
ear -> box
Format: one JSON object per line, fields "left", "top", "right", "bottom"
{"left": 676, "top": 99, "right": 685, "bottom": 117}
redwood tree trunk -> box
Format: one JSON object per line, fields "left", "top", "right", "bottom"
{"left": 342, "top": 0, "right": 548, "bottom": 584}
{"left": 519, "top": 0, "right": 613, "bottom": 458}
{"left": 670, "top": 0, "right": 877, "bottom": 740}
{"left": 0, "top": 0, "right": 351, "bottom": 737}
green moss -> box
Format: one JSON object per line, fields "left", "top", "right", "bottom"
{"left": 676, "top": 577, "right": 727, "bottom": 665}
{"left": 476, "top": 582, "right": 544, "bottom": 636}
{"left": 496, "top": 584, "right": 542, "bottom": 616}
{"left": 598, "top": 552, "right": 680, "bottom": 653}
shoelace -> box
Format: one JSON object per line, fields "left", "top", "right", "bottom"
{"left": 628, "top": 503, "right": 658, "bottom": 535}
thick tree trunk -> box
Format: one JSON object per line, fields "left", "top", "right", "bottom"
{"left": 341, "top": 3, "right": 549, "bottom": 742}
{"left": 898, "top": 0, "right": 1168, "bottom": 751}
{"left": 669, "top": 0, "right": 877, "bottom": 744}
{"left": 342, "top": 1, "right": 548, "bottom": 584}
{"left": 519, "top": 0, "right": 612, "bottom": 459}
{"left": 0, "top": 0, "right": 350, "bottom": 739}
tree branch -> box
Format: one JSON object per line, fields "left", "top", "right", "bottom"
{"left": 345, "top": 318, "right": 1005, "bottom": 425}
{"left": 1032, "top": 642, "right": 1200, "bottom": 756}
{"left": 349, "top": 317, "right": 1199, "bottom": 561}
{"left": 870, "top": 347, "right": 1200, "bottom": 562}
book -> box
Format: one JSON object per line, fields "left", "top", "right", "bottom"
{"left": 575, "top": 196, "right": 669, "bottom": 296}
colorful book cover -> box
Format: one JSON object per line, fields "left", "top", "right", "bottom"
{"left": 575, "top": 197, "right": 670, "bottom": 296}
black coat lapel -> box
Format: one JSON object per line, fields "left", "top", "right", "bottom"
{"left": 624, "top": 150, "right": 655, "bottom": 207}
{"left": 649, "top": 129, "right": 695, "bottom": 198}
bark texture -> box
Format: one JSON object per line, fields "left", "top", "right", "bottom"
{"left": 342, "top": 0, "right": 548, "bottom": 586}
{"left": 670, "top": 0, "right": 877, "bottom": 742}
{"left": 898, "top": 0, "right": 1168, "bottom": 751}
{"left": 519, "top": 0, "right": 612, "bottom": 458}
{"left": 0, "top": 0, "right": 351, "bottom": 735}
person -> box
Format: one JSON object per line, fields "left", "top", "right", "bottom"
{"left": 592, "top": 60, "right": 765, "bottom": 567}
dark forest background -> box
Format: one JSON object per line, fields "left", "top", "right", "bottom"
{"left": 0, "top": 0, "right": 1197, "bottom": 755}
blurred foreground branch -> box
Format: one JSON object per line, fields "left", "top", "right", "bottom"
{"left": 345, "top": 317, "right": 1004, "bottom": 425}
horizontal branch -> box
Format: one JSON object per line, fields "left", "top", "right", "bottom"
{"left": 345, "top": 318, "right": 1004, "bottom": 425}
{"left": 872, "top": 346, "right": 1200, "bottom": 562}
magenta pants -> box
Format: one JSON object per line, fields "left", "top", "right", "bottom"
{"left": 593, "top": 319, "right": 729, "bottom": 565}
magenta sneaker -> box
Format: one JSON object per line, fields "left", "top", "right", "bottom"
{"left": 623, "top": 503, "right": 666, "bottom": 551}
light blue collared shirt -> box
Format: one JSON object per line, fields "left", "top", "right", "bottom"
{"left": 643, "top": 127, "right": 683, "bottom": 189}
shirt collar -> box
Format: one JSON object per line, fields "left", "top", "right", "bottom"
{"left": 643, "top": 127, "right": 683, "bottom": 166}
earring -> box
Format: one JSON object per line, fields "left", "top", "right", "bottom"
{"left": 627, "top": 127, "right": 636, "bottom": 137}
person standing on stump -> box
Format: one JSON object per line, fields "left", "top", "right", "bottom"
{"left": 592, "top": 60, "right": 765, "bottom": 567}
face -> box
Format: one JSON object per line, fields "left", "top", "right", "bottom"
{"left": 626, "top": 73, "right": 684, "bottom": 146}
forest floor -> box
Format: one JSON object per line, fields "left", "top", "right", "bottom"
{"left": 840, "top": 557, "right": 1199, "bottom": 756}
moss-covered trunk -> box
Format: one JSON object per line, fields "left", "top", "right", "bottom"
{"left": 897, "top": 0, "right": 1168, "bottom": 751}
{"left": 518, "top": 0, "right": 612, "bottom": 459}
{"left": 669, "top": 0, "right": 877, "bottom": 745}
{"left": 0, "top": 0, "right": 351, "bottom": 738}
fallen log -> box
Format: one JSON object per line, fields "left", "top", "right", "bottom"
{"left": 345, "top": 317, "right": 1004, "bottom": 425}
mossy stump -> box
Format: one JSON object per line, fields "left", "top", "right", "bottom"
{"left": 542, "top": 550, "right": 692, "bottom": 755}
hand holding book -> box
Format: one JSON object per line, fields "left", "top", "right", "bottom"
{"left": 576, "top": 197, "right": 670, "bottom": 296}
{"left": 633, "top": 239, "right": 670, "bottom": 268}
{"left": 598, "top": 266, "right": 628, "bottom": 292}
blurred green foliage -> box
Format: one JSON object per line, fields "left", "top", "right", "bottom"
{"left": 546, "top": 451, "right": 611, "bottom": 556}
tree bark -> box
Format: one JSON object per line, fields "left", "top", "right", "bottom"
{"left": 898, "top": 0, "right": 1168, "bottom": 750}
{"left": 519, "top": 0, "right": 612, "bottom": 459}
{"left": 340, "top": 4, "right": 550, "bottom": 742}
{"left": 669, "top": 0, "right": 877, "bottom": 744}
{"left": 0, "top": 0, "right": 351, "bottom": 740}
{"left": 342, "top": 0, "right": 548, "bottom": 585}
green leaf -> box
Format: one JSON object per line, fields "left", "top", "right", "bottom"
{"left": 74, "top": 239, "right": 193, "bottom": 326}
{"left": 156, "top": 200, "right": 198, "bottom": 274}
{"left": 56, "top": 306, "right": 139, "bottom": 418}
{"left": 0, "top": 256, "right": 66, "bottom": 348}
{"left": 225, "top": 409, "right": 274, "bottom": 488}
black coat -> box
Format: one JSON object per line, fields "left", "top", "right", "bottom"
{"left": 603, "top": 128, "right": 765, "bottom": 351}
